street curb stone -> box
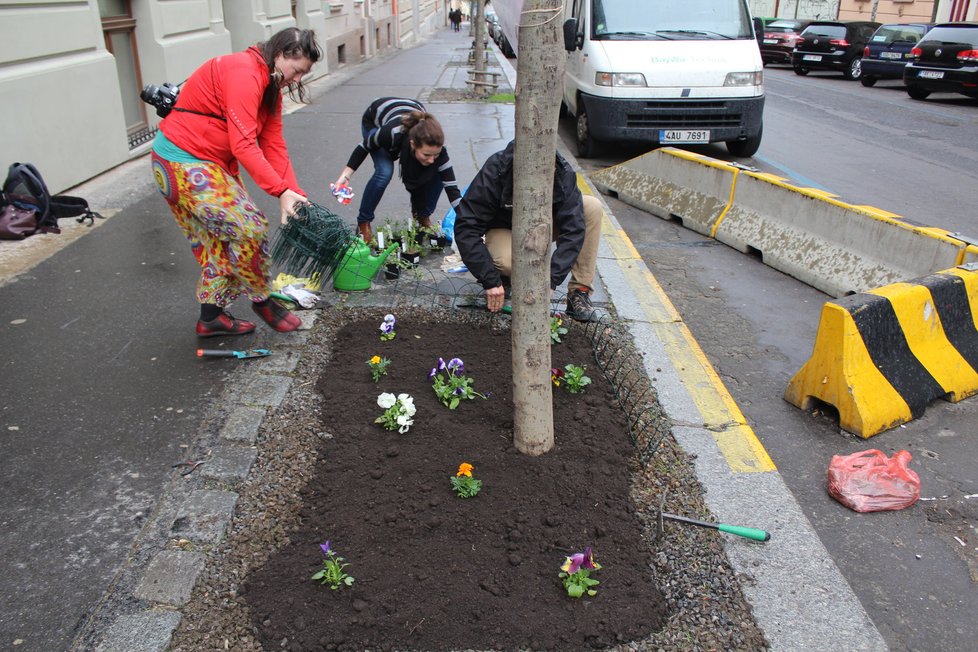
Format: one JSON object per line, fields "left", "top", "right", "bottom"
{"left": 94, "top": 610, "right": 182, "bottom": 652}
{"left": 235, "top": 375, "right": 292, "bottom": 407}
{"left": 134, "top": 550, "right": 207, "bottom": 606}
{"left": 200, "top": 444, "right": 259, "bottom": 483}
{"left": 170, "top": 489, "right": 238, "bottom": 544}
{"left": 219, "top": 406, "right": 267, "bottom": 444}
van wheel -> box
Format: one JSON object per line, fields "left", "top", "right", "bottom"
{"left": 576, "top": 105, "right": 598, "bottom": 158}
{"left": 726, "top": 124, "right": 762, "bottom": 158}
{"left": 860, "top": 75, "right": 877, "bottom": 87}
{"left": 793, "top": 65, "right": 809, "bottom": 76}
{"left": 907, "top": 85, "right": 930, "bottom": 100}
{"left": 844, "top": 57, "right": 862, "bottom": 80}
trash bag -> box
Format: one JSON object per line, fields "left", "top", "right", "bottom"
{"left": 827, "top": 449, "right": 920, "bottom": 513}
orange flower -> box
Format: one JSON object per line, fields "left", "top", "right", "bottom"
{"left": 457, "top": 462, "right": 474, "bottom": 477}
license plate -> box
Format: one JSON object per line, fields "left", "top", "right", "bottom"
{"left": 803, "top": 54, "right": 822, "bottom": 62}
{"left": 919, "top": 70, "right": 944, "bottom": 79}
{"left": 660, "top": 130, "right": 710, "bottom": 143}
{"left": 763, "top": 39, "right": 777, "bottom": 44}
{"left": 880, "top": 51, "right": 903, "bottom": 59}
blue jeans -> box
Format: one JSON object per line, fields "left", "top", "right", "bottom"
{"left": 357, "top": 126, "right": 394, "bottom": 224}
{"left": 410, "top": 177, "right": 443, "bottom": 221}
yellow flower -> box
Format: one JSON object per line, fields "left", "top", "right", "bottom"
{"left": 457, "top": 462, "right": 474, "bottom": 477}
{"left": 370, "top": 355, "right": 381, "bottom": 365}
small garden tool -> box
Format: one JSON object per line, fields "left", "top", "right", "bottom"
{"left": 653, "top": 491, "right": 770, "bottom": 542}
{"left": 196, "top": 348, "right": 272, "bottom": 360}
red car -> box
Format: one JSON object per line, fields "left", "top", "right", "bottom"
{"left": 760, "top": 19, "right": 813, "bottom": 65}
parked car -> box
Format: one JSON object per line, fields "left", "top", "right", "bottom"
{"left": 760, "top": 19, "right": 813, "bottom": 65}
{"left": 903, "top": 22, "right": 978, "bottom": 100}
{"left": 861, "top": 23, "right": 934, "bottom": 86}
{"left": 485, "top": 7, "right": 500, "bottom": 43}
{"left": 791, "top": 20, "right": 881, "bottom": 80}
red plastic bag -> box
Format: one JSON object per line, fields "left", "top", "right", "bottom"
{"left": 827, "top": 449, "right": 920, "bottom": 513}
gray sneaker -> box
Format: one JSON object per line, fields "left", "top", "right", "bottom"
{"left": 565, "top": 289, "right": 601, "bottom": 322}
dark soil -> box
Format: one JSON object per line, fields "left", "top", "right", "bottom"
{"left": 168, "top": 306, "right": 769, "bottom": 652}
{"left": 242, "top": 316, "right": 667, "bottom": 651}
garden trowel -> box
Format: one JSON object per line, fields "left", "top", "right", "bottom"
{"left": 196, "top": 348, "right": 272, "bottom": 360}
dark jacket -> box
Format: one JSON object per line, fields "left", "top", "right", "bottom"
{"left": 455, "top": 141, "right": 585, "bottom": 290}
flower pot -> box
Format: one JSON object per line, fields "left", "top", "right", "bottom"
{"left": 400, "top": 250, "right": 421, "bottom": 267}
{"left": 427, "top": 234, "right": 450, "bottom": 251}
{"left": 384, "top": 262, "right": 400, "bottom": 280}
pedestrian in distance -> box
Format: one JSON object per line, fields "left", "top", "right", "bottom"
{"left": 332, "top": 97, "right": 462, "bottom": 244}
{"left": 151, "top": 27, "right": 322, "bottom": 337}
{"left": 453, "top": 140, "right": 603, "bottom": 322}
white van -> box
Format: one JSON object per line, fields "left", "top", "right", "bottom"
{"left": 561, "top": 0, "right": 765, "bottom": 158}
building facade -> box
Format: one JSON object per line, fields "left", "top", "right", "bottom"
{"left": 751, "top": 0, "right": 976, "bottom": 22}
{"left": 0, "top": 0, "right": 448, "bottom": 194}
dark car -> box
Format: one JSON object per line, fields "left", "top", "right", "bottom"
{"left": 903, "top": 22, "right": 978, "bottom": 100}
{"left": 760, "top": 19, "right": 813, "bottom": 65}
{"left": 791, "top": 20, "right": 882, "bottom": 80}
{"left": 861, "top": 23, "right": 934, "bottom": 86}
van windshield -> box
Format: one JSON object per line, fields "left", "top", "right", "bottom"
{"left": 592, "top": 0, "right": 754, "bottom": 40}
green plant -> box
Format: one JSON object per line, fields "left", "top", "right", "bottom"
{"left": 366, "top": 355, "right": 391, "bottom": 382}
{"left": 555, "top": 364, "right": 591, "bottom": 394}
{"left": 450, "top": 462, "right": 482, "bottom": 498}
{"left": 311, "top": 540, "right": 355, "bottom": 590}
{"left": 550, "top": 314, "right": 568, "bottom": 343}
{"left": 375, "top": 392, "right": 416, "bottom": 433}
{"left": 429, "top": 357, "right": 487, "bottom": 409}
{"left": 558, "top": 547, "right": 601, "bottom": 598}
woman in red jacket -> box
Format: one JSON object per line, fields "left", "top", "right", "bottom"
{"left": 151, "top": 27, "right": 321, "bottom": 337}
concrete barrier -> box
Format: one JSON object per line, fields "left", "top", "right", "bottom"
{"left": 591, "top": 147, "right": 978, "bottom": 298}
{"left": 785, "top": 266, "right": 978, "bottom": 437}
{"left": 715, "top": 171, "right": 976, "bottom": 297}
{"left": 590, "top": 148, "right": 737, "bottom": 238}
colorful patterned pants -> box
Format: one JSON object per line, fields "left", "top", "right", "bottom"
{"left": 152, "top": 153, "right": 270, "bottom": 307}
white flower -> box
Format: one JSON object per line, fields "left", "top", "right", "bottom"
{"left": 377, "top": 393, "right": 396, "bottom": 409}
{"left": 396, "top": 414, "right": 413, "bottom": 427}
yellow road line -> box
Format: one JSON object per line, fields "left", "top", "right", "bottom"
{"left": 581, "top": 178, "right": 775, "bottom": 472}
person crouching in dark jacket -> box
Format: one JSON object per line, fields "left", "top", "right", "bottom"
{"left": 454, "top": 140, "right": 602, "bottom": 322}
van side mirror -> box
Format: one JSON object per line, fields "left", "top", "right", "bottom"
{"left": 563, "top": 18, "right": 581, "bottom": 51}
{"left": 752, "top": 17, "right": 763, "bottom": 45}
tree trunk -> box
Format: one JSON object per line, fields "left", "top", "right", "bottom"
{"left": 511, "top": 0, "right": 565, "bottom": 456}
{"left": 472, "top": 1, "right": 488, "bottom": 97}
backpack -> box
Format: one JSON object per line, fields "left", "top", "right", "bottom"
{"left": 1, "top": 162, "right": 102, "bottom": 240}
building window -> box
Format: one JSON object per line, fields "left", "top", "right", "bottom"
{"left": 98, "top": 0, "right": 149, "bottom": 149}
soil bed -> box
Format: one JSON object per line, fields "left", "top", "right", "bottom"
{"left": 169, "top": 306, "right": 769, "bottom": 652}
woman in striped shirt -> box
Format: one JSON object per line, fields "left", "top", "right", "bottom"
{"left": 333, "top": 97, "right": 462, "bottom": 243}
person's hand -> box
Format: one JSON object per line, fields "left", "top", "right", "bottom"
{"left": 485, "top": 285, "right": 506, "bottom": 312}
{"left": 333, "top": 174, "right": 349, "bottom": 189}
{"left": 279, "top": 189, "right": 308, "bottom": 225}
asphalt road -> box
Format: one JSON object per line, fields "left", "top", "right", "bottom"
{"left": 561, "top": 65, "right": 978, "bottom": 651}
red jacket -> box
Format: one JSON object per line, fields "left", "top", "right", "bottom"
{"left": 161, "top": 46, "right": 302, "bottom": 198}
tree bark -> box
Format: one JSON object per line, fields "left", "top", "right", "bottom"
{"left": 511, "top": 0, "right": 565, "bottom": 456}
{"left": 472, "top": 0, "right": 488, "bottom": 97}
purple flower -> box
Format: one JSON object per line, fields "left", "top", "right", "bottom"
{"left": 319, "top": 540, "right": 332, "bottom": 556}
{"left": 438, "top": 357, "right": 447, "bottom": 371}
{"left": 560, "top": 547, "right": 600, "bottom": 574}
{"left": 447, "top": 357, "right": 464, "bottom": 374}
{"left": 453, "top": 387, "right": 464, "bottom": 396}
{"left": 428, "top": 366, "right": 438, "bottom": 380}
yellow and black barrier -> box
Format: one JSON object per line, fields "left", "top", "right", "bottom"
{"left": 785, "top": 266, "right": 978, "bottom": 437}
